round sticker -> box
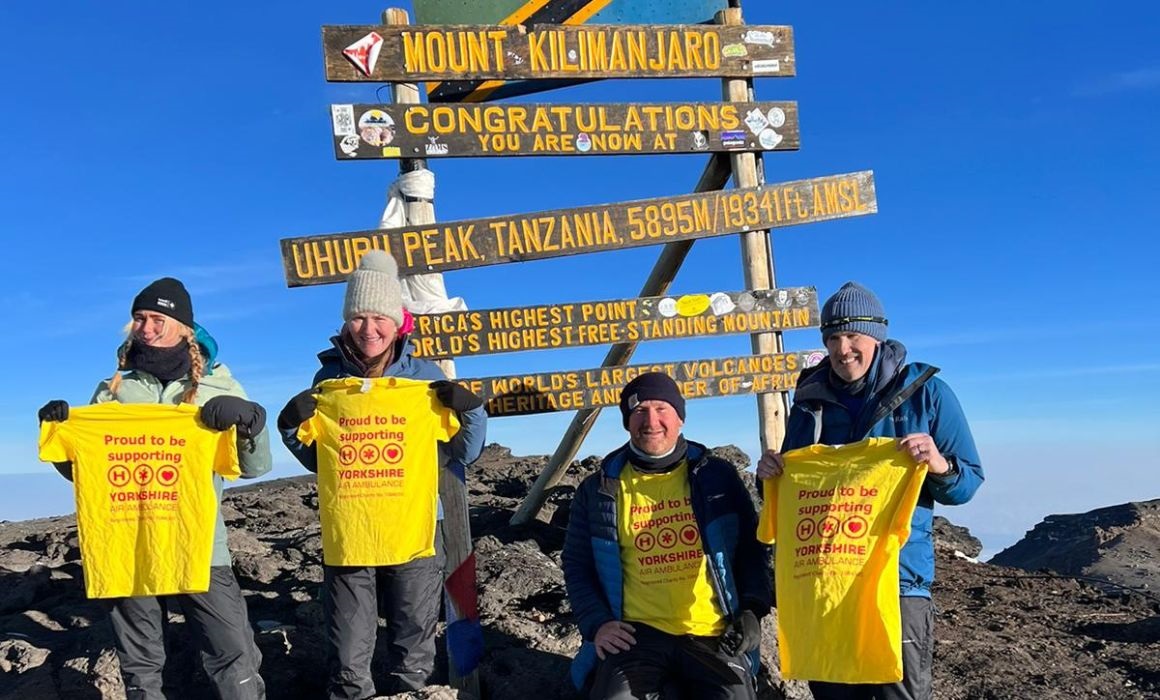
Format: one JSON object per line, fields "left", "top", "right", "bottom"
{"left": 576, "top": 133, "right": 592, "bottom": 153}
{"left": 657, "top": 298, "right": 678, "bottom": 318}
{"left": 358, "top": 109, "right": 395, "bottom": 147}
{"left": 736, "top": 293, "right": 757, "bottom": 312}
{"left": 676, "top": 294, "right": 711, "bottom": 317}
{"left": 709, "top": 292, "right": 735, "bottom": 315}
{"left": 806, "top": 351, "right": 825, "bottom": 367}
{"left": 759, "top": 128, "right": 783, "bottom": 150}
{"left": 766, "top": 107, "right": 786, "bottom": 128}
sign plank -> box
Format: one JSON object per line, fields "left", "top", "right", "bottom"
{"left": 323, "top": 24, "right": 794, "bottom": 82}
{"left": 412, "top": 287, "right": 819, "bottom": 358}
{"left": 330, "top": 101, "right": 799, "bottom": 159}
{"left": 456, "top": 351, "right": 825, "bottom": 417}
{"left": 412, "top": 0, "right": 731, "bottom": 102}
{"left": 281, "top": 170, "right": 876, "bottom": 286}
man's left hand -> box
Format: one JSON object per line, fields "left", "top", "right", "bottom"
{"left": 898, "top": 433, "right": 949, "bottom": 474}
{"left": 719, "top": 610, "right": 761, "bottom": 656}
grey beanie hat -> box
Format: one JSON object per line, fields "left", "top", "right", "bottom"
{"left": 343, "top": 251, "right": 405, "bottom": 326}
{"left": 820, "top": 281, "right": 888, "bottom": 342}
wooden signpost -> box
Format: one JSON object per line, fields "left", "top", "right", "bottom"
{"left": 329, "top": 101, "right": 799, "bottom": 159}
{"left": 281, "top": 171, "right": 876, "bottom": 285}
{"left": 411, "top": 287, "right": 819, "bottom": 358}
{"left": 457, "top": 351, "right": 823, "bottom": 417}
{"left": 295, "top": 3, "right": 880, "bottom": 694}
{"left": 323, "top": 23, "right": 794, "bottom": 81}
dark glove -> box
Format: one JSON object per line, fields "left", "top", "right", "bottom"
{"left": 719, "top": 610, "right": 761, "bottom": 656}
{"left": 277, "top": 389, "right": 318, "bottom": 432}
{"left": 38, "top": 400, "right": 69, "bottom": 423}
{"left": 431, "top": 380, "right": 484, "bottom": 412}
{"left": 200, "top": 396, "right": 267, "bottom": 438}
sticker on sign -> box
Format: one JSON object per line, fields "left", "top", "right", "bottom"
{"left": 751, "top": 59, "right": 781, "bottom": 74}
{"left": 331, "top": 105, "right": 355, "bottom": 137}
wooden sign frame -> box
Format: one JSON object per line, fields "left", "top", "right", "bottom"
{"left": 281, "top": 170, "right": 876, "bottom": 286}
{"left": 323, "top": 24, "right": 794, "bottom": 82}
{"left": 457, "top": 351, "right": 824, "bottom": 417}
{"left": 411, "top": 287, "right": 819, "bottom": 358}
{"left": 329, "top": 101, "right": 799, "bottom": 159}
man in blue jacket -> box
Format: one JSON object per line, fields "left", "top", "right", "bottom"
{"left": 758, "top": 281, "right": 983, "bottom": 700}
{"left": 563, "top": 372, "right": 772, "bottom": 699}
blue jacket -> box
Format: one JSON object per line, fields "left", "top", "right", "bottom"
{"left": 782, "top": 340, "right": 983, "bottom": 597}
{"left": 561, "top": 440, "right": 773, "bottom": 689}
{"left": 279, "top": 334, "right": 486, "bottom": 485}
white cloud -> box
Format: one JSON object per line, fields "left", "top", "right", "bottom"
{"left": 1073, "top": 66, "right": 1160, "bottom": 96}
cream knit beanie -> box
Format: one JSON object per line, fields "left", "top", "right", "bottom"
{"left": 342, "top": 251, "right": 405, "bottom": 325}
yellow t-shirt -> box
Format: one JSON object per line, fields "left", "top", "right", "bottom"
{"left": 298, "top": 376, "right": 460, "bottom": 567}
{"left": 618, "top": 461, "right": 724, "bottom": 637}
{"left": 757, "top": 437, "right": 926, "bottom": 684}
{"left": 38, "top": 403, "right": 240, "bottom": 599}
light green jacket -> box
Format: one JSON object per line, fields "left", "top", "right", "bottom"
{"left": 90, "top": 362, "right": 272, "bottom": 566}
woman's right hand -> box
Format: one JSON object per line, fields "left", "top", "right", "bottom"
{"left": 756, "top": 449, "right": 784, "bottom": 480}
{"left": 277, "top": 389, "right": 318, "bottom": 432}
{"left": 38, "top": 400, "right": 69, "bottom": 423}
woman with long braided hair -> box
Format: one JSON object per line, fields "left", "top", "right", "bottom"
{"left": 37, "top": 277, "right": 271, "bottom": 700}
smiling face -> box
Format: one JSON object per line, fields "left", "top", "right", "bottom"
{"left": 825, "top": 331, "right": 878, "bottom": 382}
{"left": 346, "top": 313, "right": 398, "bottom": 358}
{"left": 627, "top": 399, "right": 684, "bottom": 456}
{"left": 131, "top": 310, "right": 184, "bottom": 348}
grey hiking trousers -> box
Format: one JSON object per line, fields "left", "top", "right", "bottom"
{"left": 108, "top": 566, "right": 264, "bottom": 700}
{"left": 323, "top": 524, "right": 446, "bottom": 700}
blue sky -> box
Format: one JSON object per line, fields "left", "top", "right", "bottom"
{"left": 2, "top": 1, "right": 1157, "bottom": 557}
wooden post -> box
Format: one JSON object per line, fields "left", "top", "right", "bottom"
{"left": 509, "top": 153, "right": 731, "bottom": 526}
{"left": 383, "top": 9, "right": 481, "bottom": 698}
{"left": 717, "top": 6, "right": 789, "bottom": 455}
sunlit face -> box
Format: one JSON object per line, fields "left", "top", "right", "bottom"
{"left": 825, "top": 332, "right": 878, "bottom": 382}
{"left": 346, "top": 314, "right": 398, "bottom": 358}
{"left": 627, "top": 399, "right": 684, "bottom": 456}
{"left": 131, "top": 310, "right": 184, "bottom": 348}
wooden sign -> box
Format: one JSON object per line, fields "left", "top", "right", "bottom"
{"left": 330, "top": 101, "right": 799, "bottom": 159}
{"left": 457, "top": 351, "right": 825, "bottom": 417}
{"left": 281, "top": 170, "right": 876, "bottom": 286}
{"left": 413, "top": 0, "right": 731, "bottom": 102}
{"left": 412, "top": 287, "right": 819, "bottom": 358}
{"left": 323, "top": 24, "right": 794, "bottom": 82}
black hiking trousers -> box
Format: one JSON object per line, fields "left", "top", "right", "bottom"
{"left": 588, "top": 622, "right": 757, "bottom": 700}
{"left": 808, "top": 596, "right": 934, "bottom": 700}
{"left": 323, "top": 524, "right": 445, "bottom": 700}
{"left": 108, "top": 566, "right": 265, "bottom": 700}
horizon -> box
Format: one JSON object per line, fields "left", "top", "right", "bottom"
{"left": 2, "top": 0, "right": 1158, "bottom": 554}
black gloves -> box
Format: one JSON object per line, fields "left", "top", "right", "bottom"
{"left": 431, "top": 380, "right": 484, "bottom": 412}
{"left": 38, "top": 400, "right": 69, "bottom": 423}
{"left": 277, "top": 389, "right": 318, "bottom": 432}
{"left": 200, "top": 396, "right": 267, "bottom": 438}
{"left": 719, "top": 610, "right": 761, "bottom": 656}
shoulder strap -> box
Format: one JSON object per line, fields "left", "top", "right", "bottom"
{"left": 866, "top": 365, "right": 940, "bottom": 430}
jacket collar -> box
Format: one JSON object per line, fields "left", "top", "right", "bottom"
{"left": 794, "top": 339, "right": 909, "bottom": 406}
{"left": 317, "top": 332, "right": 416, "bottom": 378}
{"left": 601, "top": 439, "right": 710, "bottom": 480}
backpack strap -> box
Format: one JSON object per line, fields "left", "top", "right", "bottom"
{"left": 866, "top": 365, "right": 940, "bottom": 430}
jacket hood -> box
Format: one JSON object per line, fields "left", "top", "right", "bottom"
{"left": 193, "top": 323, "right": 219, "bottom": 371}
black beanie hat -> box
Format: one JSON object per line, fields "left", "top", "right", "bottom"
{"left": 131, "top": 277, "right": 194, "bottom": 328}
{"left": 619, "top": 372, "right": 686, "bottom": 428}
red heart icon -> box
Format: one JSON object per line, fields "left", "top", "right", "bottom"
{"left": 848, "top": 521, "right": 861, "bottom": 533}
{"left": 387, "top": 448, "right": 398, "bottom": 458}
{"left": 161, "top": 470, "right": 174, "bottom": 480}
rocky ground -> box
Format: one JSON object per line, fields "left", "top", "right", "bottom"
{"left": 2, "top": 445, "right": 1158, "bottom": 699}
